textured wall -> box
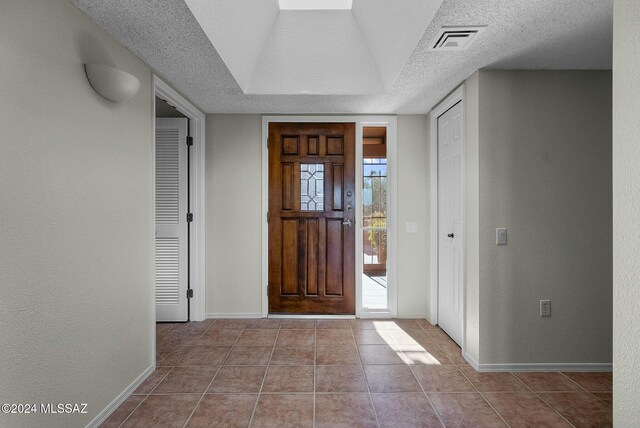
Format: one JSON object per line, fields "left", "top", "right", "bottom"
{"left": 612, "top": 0, "right": 640, "bottom": 423}
{"left": 205, "top": 115, "right": 430, "bottom": 317}
{"left": 397, "top": 115, "right": 430, "bottom": 318}
{"left": 476, "top": 70, "right": 612, "bottom": 364}
{"left": 0, "top": 1, "right": 153, "bottom": 426}
{"left": 463, "top": 73, "right": 481, "bottom": 363}
{"left": 206, "top": 115, "right": 264, "bottom": 316}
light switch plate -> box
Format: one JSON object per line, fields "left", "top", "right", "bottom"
{"left": 406, "top": 222, "right": 418, "bottom": 233}
{"left": 496, "top": 228, "right": 507, "bottom": 245}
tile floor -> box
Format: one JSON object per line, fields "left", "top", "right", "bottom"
{"left": 101, "top": 319, "right": 612, "bottom": 428}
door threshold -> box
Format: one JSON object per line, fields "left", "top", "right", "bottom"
{"left": 268, "top": 314, "right": 356, "bottom": 319}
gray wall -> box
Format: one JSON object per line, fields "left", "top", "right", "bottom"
{"left": 397, "top": 115, "right": 431, "bottom": 318}
{"left": 463, "top": 73, "right": 481, "bottom": 362}
{"left": 613, "top": 0, "right": 640, "bottom": 423}
{"left": 0, "top": 1, "right": 153, "bottom": 426}
{"left": 206, "top": 115, "right": 263, "bottom": 316}
{"left": 205, "top": 115, "right": 431, "bottom": 317}
{"left": 466, "top": 70, "right": 612, "bottom": 365}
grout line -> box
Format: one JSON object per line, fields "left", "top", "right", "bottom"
{"left": 506, "top": 373, "right": 577, "bottom": 428}
{"left": 456, "top": 369, "right": 512, "bottom": 428}
{"left": 527, "top": 392, "right": 577, "bottom": 428}
{"left": 181, "top": 365, "right": 222, "bottom": 428}
{"left": 350, "top": 323, "right": 381, "bottom": 428}
{"left": 117, "top": 339, "right": 185, "bottom": 428}
{"left": 557, "top": 372, "right": 591, "bottom": 393}
{"left": 146, "top": 366, "right": 175, "bottom": 395}
{"left": 392, "top": 323, "right": 446, "bottom": 428}
{"left": 181, "top": 319, "right": 237, "bottom": 428}
{"left": 115, "top": 393, "right": 150, "bottom": 428}
{"left": 247, "top": 321, "right": 282, "bottom": 427}
{"left": 126, "top": 320, "right": 608, "bottom": 428}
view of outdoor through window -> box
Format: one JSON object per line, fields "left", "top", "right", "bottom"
{"left": 362, "top": 157, "right": 387, "bottom": 309}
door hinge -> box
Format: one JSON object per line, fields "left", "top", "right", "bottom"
{"left": 187, "top": 289, "right": 194, "bottom": 299}
{"left": 267, "top": 285, "right": 269, "bottom": 294}
{"left": 187, "top": 212, "right": 194, "bottom": 222}
{"left": 267, "top": 137, "right": 270, "bottom": 149}
{"left": 267, "top": 212, "right": 270, "bottom": 222}
{"left": 186, "top": 136, "right": 194, "bottom": 146}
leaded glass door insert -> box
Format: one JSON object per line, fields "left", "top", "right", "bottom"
{"left": 300, "top": 164, "right": 324, "bottom": 211}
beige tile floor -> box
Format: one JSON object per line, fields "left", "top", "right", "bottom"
{"left": 101, "top": 319, "right": 612, "bottom": 428}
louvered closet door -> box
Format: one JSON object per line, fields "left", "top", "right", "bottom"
{"left": 155, "top": 118, "right": 188, "bottom": 322}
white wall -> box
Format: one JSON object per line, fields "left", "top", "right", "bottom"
{"left": 463, "top": 74, "right": 481, "bottom": 363}
{"left": 397, "top": 115, "right": 430, "bottom": 318}
{"left": 458, "top": 70, "right": 612, "bottom": 366}
{"left": 0, "top": 1, "right": 153, "bottom": 427}
{"left": 206, "top": 115, "right": 263, "bottom": 317}
{"left": 206, "top": 115, "right": 430, "bottom": 318}
{"left": 612, "top": 0, "right": 640, "bottom": 423}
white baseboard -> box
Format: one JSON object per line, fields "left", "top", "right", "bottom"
{"left": 206, "top": 313, "right": 262, "bottom": 319}
{"left": 396, "top": 313, "right": 427, "bottom": 319}
{"left": 85, "top": 365, "right": 154, "bottom": 428}
{"left": 463, "top": 352, "right": 480, "bottom": 370}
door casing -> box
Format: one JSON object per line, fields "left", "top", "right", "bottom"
{"left": 262, "top": 116, "right": 398, "bottom": 318}
{"left": 429, "top": 86, "right": 466, "bottom": 354}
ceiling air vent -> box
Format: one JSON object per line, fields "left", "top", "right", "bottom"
{"left": 430, "top": 26, "right": 486, "bottom": 51}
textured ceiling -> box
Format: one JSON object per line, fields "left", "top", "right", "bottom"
{"left": 70, "top": 0, "right": 612, "bottom": 114}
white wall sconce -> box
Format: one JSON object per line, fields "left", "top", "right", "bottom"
{"left": 84, "top": 63, "right": 140, "bottom": 103}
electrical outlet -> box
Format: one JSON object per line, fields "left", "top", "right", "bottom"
{"left": 540, "top": 300, "right": 551, "bottom": 317}
{"left": 496, "top": 228, "right": 508, "bottom": 245}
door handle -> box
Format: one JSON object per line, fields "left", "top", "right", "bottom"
{"left": 447, "top": 233, "right": 455, "bottom": 238}
{"left": 342, "top": 219, "right": 353, "bottom": 227}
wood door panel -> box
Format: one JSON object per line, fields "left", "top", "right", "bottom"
{"left": 327, "top": 136, "right": 344, "bottom": 155}
{"left": 282, "top": 136, "right": 299, "bottom": 155}
{"left": 281, "top": 219, "right": 298, "bottom": 295}
{"left": 306, "top": 219, "right": 319, "bottom": 296}
{"left": 308, "top": 136, "right": 319, "bottom": 156}
{"left": 325, "top": 218, "right": 344, "bottom": 296}
{"left": 282, "top": 163, "right": 294, "bottom": 211}
{"left": 269, "top": 122, "right": 355, "bottom": 314}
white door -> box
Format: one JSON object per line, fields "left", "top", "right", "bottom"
{"left": 155, "top": 118, "right": 189, "bottom": 322}
{"left": 437, "top": 101, "right": 464, "bottom": 346}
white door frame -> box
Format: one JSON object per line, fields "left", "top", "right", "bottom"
{"left": 153, "top": 75, "right": 206, "bottom": 322}
{"left": 430, "top": 86, "right": 466, "bottom": 346}
{"left": 261, "top": 116, "right": 398, "bottom": 318}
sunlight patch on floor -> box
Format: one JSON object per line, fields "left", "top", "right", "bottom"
{"left": 372, "top": 321, "right": 443, "bottom": 365}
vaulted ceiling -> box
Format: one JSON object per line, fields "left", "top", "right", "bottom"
{"left": 70, "top": 0, "right": 612, "bottom": 114}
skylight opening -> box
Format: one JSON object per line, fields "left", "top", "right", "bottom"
{"left": 278, "top": 0, "right": 353, "bottom": 10}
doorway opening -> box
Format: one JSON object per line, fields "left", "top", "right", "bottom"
{"left": 154, "top": 99, "right": 190, "bottom": 322}
{"left": 261, "top": 116, "right": 397, "bottom": 318}
{"left": 266, "top": 122, "right": 356, "bottom": 315}
{"left": 153, "top": 76, "right": 206, "bottom": 328}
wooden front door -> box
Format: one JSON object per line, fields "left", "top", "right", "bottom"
{"left": 268, "top": 123, "right": 356, "bottom": 314}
